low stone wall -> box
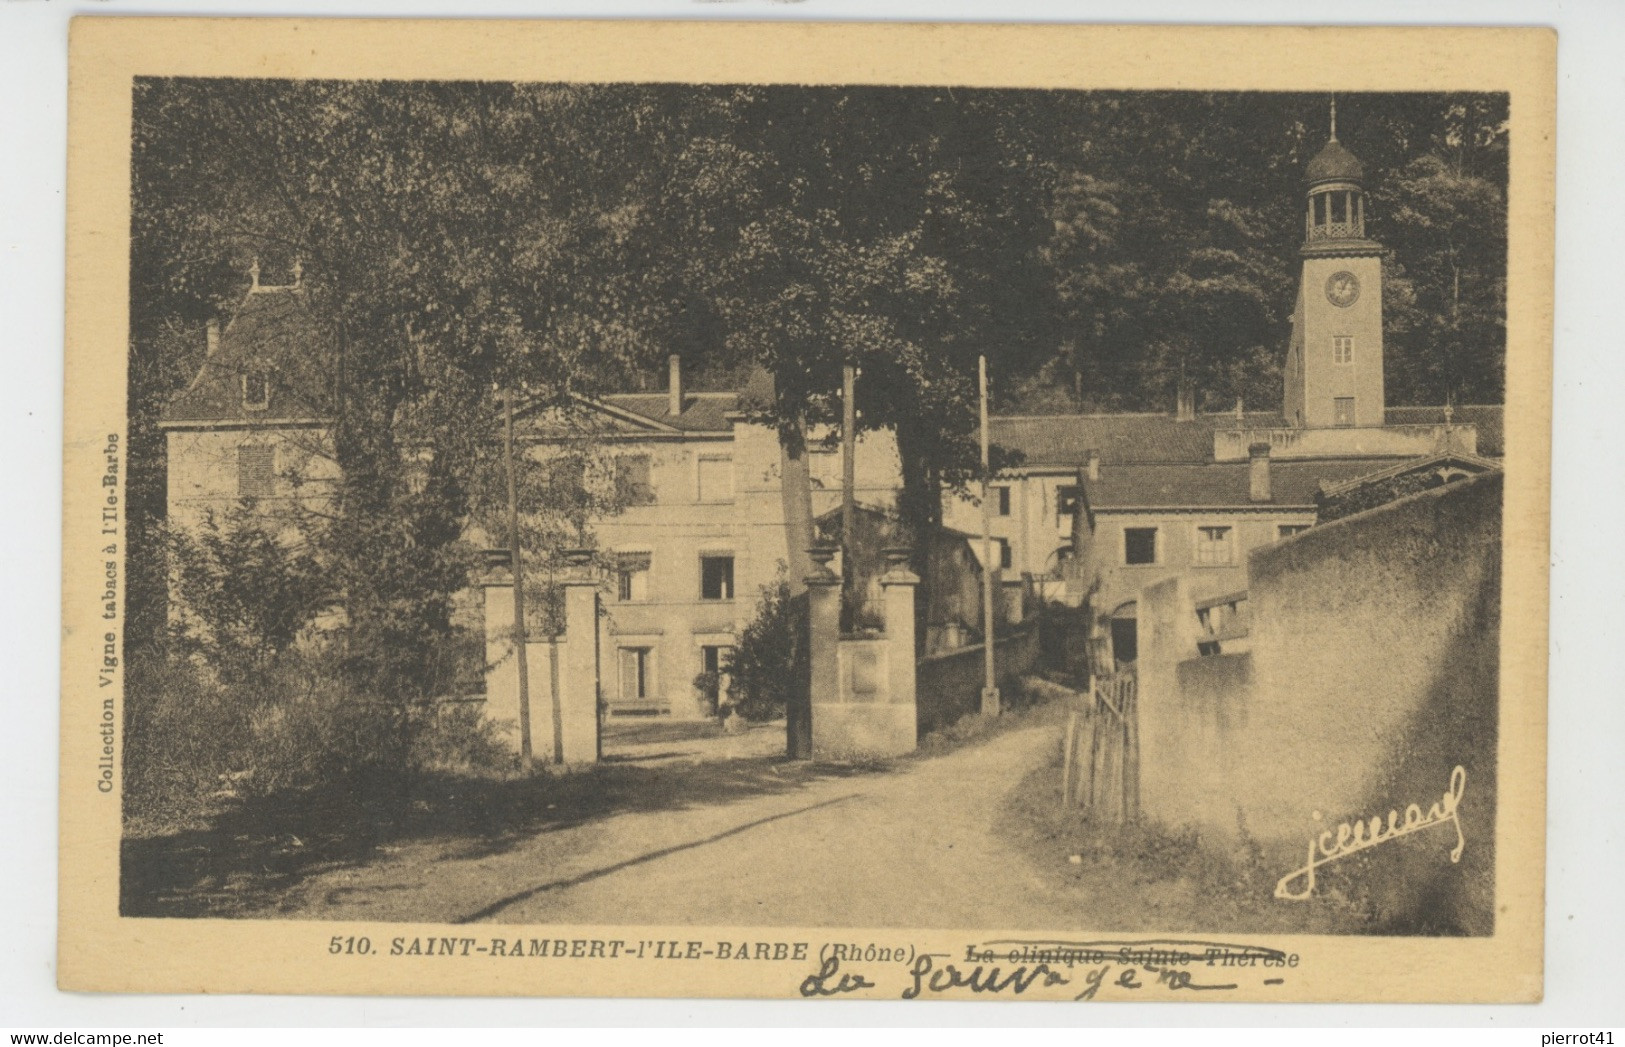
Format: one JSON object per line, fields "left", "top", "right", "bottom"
{"left": 1136, "top": 472, "right": 1501, "bottom": 933}
{"left": 915, "top": 619, "right": 1041, "bottom": 737}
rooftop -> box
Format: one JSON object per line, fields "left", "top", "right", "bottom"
{"left": 1088, "top": 458, "right": 1401, "bottom": 510}
{"left": 160, "top": 283, "right": 332, "bottom": 427}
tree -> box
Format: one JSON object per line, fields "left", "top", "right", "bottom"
{"left": 166, "top": 505, "right": 330, "bottom": 683}
{"left": 130, "top": 79, "right": 676, "bottom": 705}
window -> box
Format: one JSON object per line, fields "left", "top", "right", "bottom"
{"left": 1195, "top": 525, "right": 1234, "bottom": 566}
{"left": 999, "top": 540, "right": 1013, "bottom": 570}
{"left": 994, "top": 486, "right": 1011, "bottom": 516}
{"left": 616, "top": 552, "right": 651, "bottom": 602}
{"left": 1056, "top": 485, "right": 1083, "bottom": 523}
{"left": 237, "top": 444, "right": 274, "bottom": 498}
{"left": 618, "top": 647, "right": 653, "bottom": 701}
{"left": 697, "top": 456, "right": 733, "bottom": 503}
{"left": 1278, "top": 524, "right": 1311, "bottom": 539}
{"left": 700, "top": 555, "right": 735, "bottom": 600}
{"left": 616, "top": 455, "right": 655, "bottom": 505}
{"left": 700, "top": 645, "right": 732, "bottom": 676}
{"left": 242, "top": 370, "right": 270, "bottom": 411}
{"left": 1124, "top": 527, "right": 1157, "bottom": 565}
{"left": 1333, "top": 397, "right": 1356, "bottom": 427}
{"left": 1333, "top": 335, "right": 1354, "bottom": 365}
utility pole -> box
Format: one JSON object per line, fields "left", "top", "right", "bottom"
{"left": 503, "top": 389, "right": 534, "bottom": 770}
{"left": 842, "top": 363, "right": 857, "bottom": 596}
{"left": 980, "top": 354, "right": 1001, "bottom": 717}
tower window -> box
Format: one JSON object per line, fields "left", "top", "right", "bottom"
{"left": 995, "top": 486, "right": 1011, "bottom": 516}
{"left": 1333, "top": 336, "right": 1354, "bottom": 364}
{"left": 1333, "top": 397, "right": 1356, "bottom": 427}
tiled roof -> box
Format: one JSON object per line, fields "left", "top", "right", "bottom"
{"left": 601, "top": 392, "right": 741, "bottom": 433}
{"left": 991, "top": 412, "right": 1287, "bottom": 467}
{"left": 1088, "top": 458, "right": 1408, "bottom": 510}
{"left": 160, "top": 286, "right": 332, "bottom": 426}
{"left": 991, "top": 404, "right": 1505, "bottom": 469}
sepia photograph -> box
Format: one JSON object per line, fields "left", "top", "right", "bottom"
{"left": 56, "top": 18, "right": 1554, "bottom": 1003}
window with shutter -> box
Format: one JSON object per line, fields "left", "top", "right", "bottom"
{"left": 697, "top": 456, "right": 733, "bottom": 503}
{"left": 1195, "top": 525, "right": 1234, "bottom": 565}
{"left": 237, "top": 444, "right": 275, "bottom": 498}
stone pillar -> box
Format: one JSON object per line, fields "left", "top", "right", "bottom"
{"left": 558, "top": 549, "right": 602, "bottom": 765}
{"left": 804, "top": 546, "right": 841, "bottom": 752}
{"left": 880, "top": 551, "right": 919, "bottom": 718}
{"left": 481, "top": 579, "right": 521, "bottom": 750}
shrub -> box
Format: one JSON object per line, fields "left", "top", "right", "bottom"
{"left": 123, "top": 638, "right": 507, "bottom": 835}
{"left": 166, "top": 505, "right": 330, "bottom": 684}
{"left": 723, "top": 576, "right": 807, "bottom": 722}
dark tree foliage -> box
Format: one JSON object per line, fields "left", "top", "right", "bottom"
{"left": 129, "top": 83, "right": 1507, "bottom": 710}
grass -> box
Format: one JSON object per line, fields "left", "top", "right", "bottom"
{"left": 913, "top": 674, "right": 1076, "bottom": 758}
{"left": 996, "top": 750, "right": 1382, "bottom": 935}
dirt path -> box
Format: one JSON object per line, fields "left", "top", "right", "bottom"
{"left": 273, "top": 721, "right": 1082, "bottom": 929}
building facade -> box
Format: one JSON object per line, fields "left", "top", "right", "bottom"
{"left": 958, "top": 117, "right": 1503, "bottom": 667}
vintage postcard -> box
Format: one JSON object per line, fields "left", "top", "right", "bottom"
{"left": 61, "top": 19, "right": 1553, "bottom": 1001}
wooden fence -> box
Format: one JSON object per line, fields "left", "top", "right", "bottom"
{"left": 1059, "top": 670, "right": 1140, "bottom": 822}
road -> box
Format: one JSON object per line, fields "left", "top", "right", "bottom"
{"left": 277, "top": 720, "right": 1080, "bottom": 929}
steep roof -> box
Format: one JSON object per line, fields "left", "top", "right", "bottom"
{"left": 159, "top": 284, "right": 333, "bottom": 427}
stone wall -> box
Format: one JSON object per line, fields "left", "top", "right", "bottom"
{"left": 915, "top": 619, "right": 1042, "bottom": 737}
{"left": 1136, "top": 472, "right": 1500, "bottom": 933}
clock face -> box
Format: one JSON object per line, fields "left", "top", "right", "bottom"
{"left": 1325, "top": 271, "right": 1361, "bottom": 308}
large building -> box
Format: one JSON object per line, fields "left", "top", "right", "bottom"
{"left": 160, "top": 294, "right": 909, "bottom": 720}
{"left": 161, "top": 110, "right": 1502, "bottom": 714}
{"left": 945, "top": 114, "right": 1503, "bottom": 665}
{"left": 506, "top": 359, "right": 904, "bottom": 718}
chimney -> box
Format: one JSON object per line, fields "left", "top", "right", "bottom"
{"left": 205, "top": 319, "right": 220, "bottom": 356}
{"left": 1175, "top": 380, "right": 1196, "bottom": 422}
{"left": 1085, "top": 448, "right": 1100, "bottom": 482}
{"left": 667, "top": 354, "right": 683, "bottom": 416}
{"left": 1249, "top": 442, "right": 1272, "bottom": 503}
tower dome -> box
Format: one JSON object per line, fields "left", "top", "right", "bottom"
{"left": 1301, "top": 99, "right": 1376, "bottom": 251}
{"left": 1306, "top": 138, "right": 1365, "bottom": 186}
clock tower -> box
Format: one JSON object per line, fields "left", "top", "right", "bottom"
{"left": 1283, "top": 103, "right": 1386, "bottom": 429}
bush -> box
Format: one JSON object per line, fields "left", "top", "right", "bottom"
{"left": 166, "top": 506, "right": 330, "bottom": 684}
{"left": 723, "top": 577, "right": 807, "bottom": 722}
{"left": 123, "top": 640, "right": 508, "bottom": 835}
